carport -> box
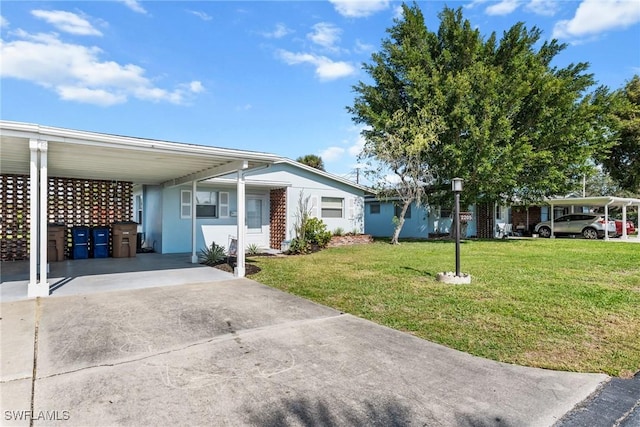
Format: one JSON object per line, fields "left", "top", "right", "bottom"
{"left": 546, "top": 196, "right": 640, "bottom": 240}
{"left": 0, "top": 120, "right": 280, "bottom": 297}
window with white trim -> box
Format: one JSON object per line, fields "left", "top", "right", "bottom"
{"left": 219, "top": 192, "right": 229, "bottom": 218}
{"left": 196, "top": 191, "right": 218, "bottom": 218}
{"left": 321, "top": 197, "right": 343, "bottom": 218}
{"left": 181, "top": 190, "right": 191, "bottom": 219}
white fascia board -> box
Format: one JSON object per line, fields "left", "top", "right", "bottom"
{"left": 545, "top": 196, "right": 640, "bottom": 207}
{"left": 203, "top": 177, "right": 292, "bottom": 188}
{"left": 0, "top": 120, "right": 282, "bottom": 163}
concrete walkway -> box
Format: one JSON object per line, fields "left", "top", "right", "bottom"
{"left": 1, "top": 279, "right": 609, "bottom": 426}
{"left": 1, "top": 253, "right": 235, "bottom": 302}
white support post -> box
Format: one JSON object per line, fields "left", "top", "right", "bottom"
{"left": 550, "top": 204, "right": 555, "bottom": 238}
{"left": 28, "top": 140, "right": 39, "bottom": 295}
{"left": 235, "top": 162, "right": 248, "bottom": 277}
{"left": 39, "top": 141, "right": 49, "bottom": 290}
{"left": 28, "top": 140, "right": 49, "bottom": 298}
{"left": 604, "top": 204, "right": 610, "bottom": 241}
{"left": 191, "top": 180, "right": 198, "bottom": 263}
{"left": 621, "top": 205, "right": 628, "bottom": 240}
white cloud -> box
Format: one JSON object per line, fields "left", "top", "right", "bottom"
{"left": 188, "top": 10, "right": 212, "bottom": 21}
{"left": 485, "top": 0, "right": 520, "bottom": 16}
{"left": 118, "top": 0, "right": 147, "bottom": 14}
{"left": 354, "top": 39, "right": 374, "bottom": 54}
{"left": 307, "top": 22, "right": 341, "bottom": 50}
{"left": 277, "top": 50, "right": 356, "bottom": 80}
{"left": 320, "top": 146, "right": 345, "bottom": 162}
{"left": 553, "top": 0, "right": 640, "bottom": 39}
{"left": 0, "top": 31, "right": 203, "bottom": 106}
{"left": 1, "top": 16, "right": 9, "bottom": 29}
{"left": 329, "top": 0, "right": 390, "bottom": 18}
{"left": 31, "top": 10, "right": 102, "bottom": 36}
{"left": 57, "top": 86, "right": 126, "bottom": 106}
{"left": 188, "top": 81, "right": 204, "bottom": 93}
{"left": 262, "top": 23, "right": 293, "bottom": 39}
{"left": 525, "top": 0, "right": 559, "bottom": 16}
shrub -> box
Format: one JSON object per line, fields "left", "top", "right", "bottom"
{"left": 288, "top": 237, "right": 311, "bottom": 254}
{"left": 333, "top": 227, "right": 344, "bottom": 236}
{"left": 305, "top": 217, "right": 332, "bottom": 248}
{"left": 246, "top": 243, "right": 261, "bottom": 255}
{"left": 199, "top": 242, "right": 226, "bottom": 266}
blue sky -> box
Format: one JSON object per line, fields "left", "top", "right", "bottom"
{"left": 2, "top": 0, "right": 639, "bottom": 181}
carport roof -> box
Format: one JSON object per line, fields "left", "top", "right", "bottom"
{"left": 546, "top": 196, "right": 640, "bottom": 207}
{"left": 0, "top": 121, "right": 282, "bottom": 185}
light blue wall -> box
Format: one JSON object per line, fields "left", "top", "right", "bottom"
{"left": 245, "top": 163, "right": 367, "bottom": 238}
{"left": 365, "top": 201, "right": 429, "bottom": 238}
{"left": 158, "top": 184, "right": 271, "bottom": 254}
{"left": 365, "top": 200, "right": 477, "bottom": 238}
{"left": 150, "top": 162, "right": 367, "bottom": 254}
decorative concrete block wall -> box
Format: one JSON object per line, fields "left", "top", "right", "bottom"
{"left": 0, "top": 174, "right": 132, "bottom": 261}
{"left": 269, "top": 188, "right": 287, "bottom": 249}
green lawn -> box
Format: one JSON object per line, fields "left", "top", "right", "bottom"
{"left": 250, "top": 239, "right": 640, "bottom": 377}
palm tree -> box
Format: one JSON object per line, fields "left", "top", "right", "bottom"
{"left": 296, "top": 154, "right": 325, "bottom": 171}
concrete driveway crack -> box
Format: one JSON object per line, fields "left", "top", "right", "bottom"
{"left": 29, "top": 297, "right": 42, "bottom": 427}
{"left": 34, "top": 314, "right": 344, "bottom": 381}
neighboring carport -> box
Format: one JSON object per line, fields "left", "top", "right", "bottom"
{"left": 545, "top": 196, "right": 640, "bottom": 240}
{"left": 0, "top": 120, "right": 281, "bottom": 297}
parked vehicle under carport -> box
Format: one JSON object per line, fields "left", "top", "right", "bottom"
{"left": 534, "top": 214, "right": 616, "bottom": 239}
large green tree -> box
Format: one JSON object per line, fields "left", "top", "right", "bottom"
{"left": 599, "top": 75, "right": 640, "bottom": 194}
{"left": 350, "top": 4, "right": 610, "bottom": 230}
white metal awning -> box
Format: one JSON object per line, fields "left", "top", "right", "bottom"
{"left": 0, "top": 121, "right": 280, "bottom": 184}
{"left": 0, "top": 120, "right": 282, "bottom": 297}
{"left": 545, "top": 196, "right": 640, "bottom": 241}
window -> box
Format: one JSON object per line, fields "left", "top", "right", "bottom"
{"left": 247, "top": 198, "right": 262, "bottom": 231}
{"left": 541, "top": 206, "right": 549, "bottom": 222}
{"left": 219, "top": 192, "right": 229, "bottom": 218}
{"left": 321, "top": 197, "right": 343, "bottom": 218}
{"left": 370, "top": 203, "right": 380, "bottom": 214}
{"left": 181, "top": 190, "right": 191, "bottom": 219}
{"left": 395, "top": 204, "right": 411, "bottom": 219}
{"left": 196, "top": 191, "right": 217, "bottom": 218}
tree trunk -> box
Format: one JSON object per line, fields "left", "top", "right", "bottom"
{"left": 390, "top": 199, "right": 412, "bottom": 245}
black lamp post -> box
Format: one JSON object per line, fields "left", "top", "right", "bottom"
{"left": 452, "top": 178, "right": 463, "bottom": 277}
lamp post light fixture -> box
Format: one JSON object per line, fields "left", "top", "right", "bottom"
{"left": 452, "top": 178, "right": 463, "bottom": 277}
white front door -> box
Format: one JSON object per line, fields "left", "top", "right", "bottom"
{"left": 246, "top": 195, "right": 269, "bottom": 248}
{"left": 247, "top": 196, "right": 263, "bottom": 233}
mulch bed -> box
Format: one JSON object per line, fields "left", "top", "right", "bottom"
{"left": 212, "top": 262, "right": 261, "bottom": 276}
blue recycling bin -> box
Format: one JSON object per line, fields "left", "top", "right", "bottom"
{"left": 91, "top": 227, "right": 110, "bottom": 258}
{"left": 71, "top": 226, "right": 90, "bottom": 259}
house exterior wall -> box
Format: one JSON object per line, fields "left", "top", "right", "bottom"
{"left": 365, "top": 200, "right": 477, "bottom": 239}
{"left": 365, "top": 200, "right": 430, "bottom": 238}
{"left": 150, "top": 163, "right": 365, "bottom": 254}
{"left": 244, "top": 164, "right": 366, "bottom": 240}
{"left": 158, "top": 184, "right": 270, "bottom": 254}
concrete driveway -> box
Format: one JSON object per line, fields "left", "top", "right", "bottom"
{"left": 1, "top": 279, "right": 609, "bottom": 426}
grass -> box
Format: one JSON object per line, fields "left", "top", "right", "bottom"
{"left": 250, "top": 239, "right": 640, "bottom": 377}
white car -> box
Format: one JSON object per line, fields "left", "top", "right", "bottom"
{"left": 534, "top": 214, "right": 616, "bottom": 239}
